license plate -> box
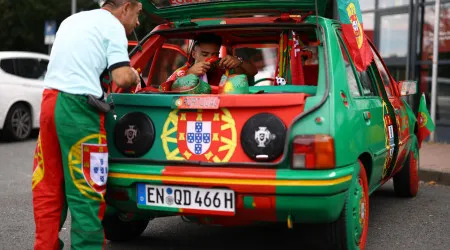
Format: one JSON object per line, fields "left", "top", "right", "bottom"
{"left": 137, "top": 184, "right": 235, "bottom": 214}
{"left": 173, "top": 96, "right": 220, "bottom": 109}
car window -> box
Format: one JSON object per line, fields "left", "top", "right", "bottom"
{"left": 235, "top": 46, "right": 277, "bottom": 86}
{"left": 336, "top": 31, "right": 377, "bottom": 97}
{"left": 358, "top": 70, "right": 376, "bottom": 96}
{"left": 149, "top": 39, "right": 188, "bottom": 87}
{"left": 38, "top": 59, "right": 49, "bottom": 80}
{"left": 336, "top": 33, "right": 361, "bottom": 97}
{"left": 0, "top": 59, "right": 16, "bottom": 75}
{"left": 371, "top": 47, "right": 394, "bottom": 97}
{"left": 15, "top": 58, "right": 44, "bottom": 79}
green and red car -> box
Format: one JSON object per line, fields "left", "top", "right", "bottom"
{"left": 100, "top": 1, "right": 422, "bottom": 249}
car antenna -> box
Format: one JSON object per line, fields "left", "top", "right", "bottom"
{"left": 314, "top": 0, "right": 321, "bottom": 45}
{"left": 314, "top": 0, "right": 319, "bottom": 29}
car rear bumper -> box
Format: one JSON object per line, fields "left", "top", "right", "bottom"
{"left": 105, "top": 162, "right": 358, "bottom": 224}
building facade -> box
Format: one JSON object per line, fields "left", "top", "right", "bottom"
{"left": 335, "top": 0, "right": 450, "bottom": 143}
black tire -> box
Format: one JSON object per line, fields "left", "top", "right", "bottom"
{"left": 102, "top": 213, "right": 150, "bottom": 242}
{"left": 324, "top": 161, "right": 369, "bottom": 250}
{"left": 2, "top": 103, "right": 32, "bottom": 141}
{"left": 393, "top": 137, "right": 420, "bottom": 198}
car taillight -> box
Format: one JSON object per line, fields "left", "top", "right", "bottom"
{"left": 291, "top": 135, "right": 335, "bottom": 169}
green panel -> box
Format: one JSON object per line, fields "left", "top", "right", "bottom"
{"left": 243, "top": 196, "right": 256, "bottom": 210}
{"left": 109, "top": 163, "right": 165, "bottom": 174}
{"left": 105, "top": 105, "right": 172, "bottom": 160}
{"left": 276, "top": 163, "right": 354, "bottom": 196}
{"left": 142, "top": 0, "right": 331, "bottom": 23}
{"left": 107, "top": 93, "right": 176, "bottom": 107}
{"left": 275, "top": 192, "right": 347, "bottom": 223}
{"left": 249, "top": 85, "right": 317, "bottom": 95}
{"left": 137, "top": 204, "right": 180, "bottom": 213}
{"left": 276, "top": 166, "right": 354, "bottom": 180}
{"left": 317, "top": 21, "right": 391, "bottom": 190}
{"left": 107, "top": 164, "right": 165, "bottom": 187}
{"left": 275, "top": 160, "right": 359, "bottom": 223}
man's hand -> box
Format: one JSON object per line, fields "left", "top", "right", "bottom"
{"left": 186, "top": 62, "right": 211, "bottom": 76}
{"left": 131, "top": 67, "right": 141, "bottom": 86}
{"left": 219, "top": 55, "right": 242, "bottom": 69}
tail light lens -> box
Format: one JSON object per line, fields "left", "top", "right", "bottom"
{"left": 291, "top": 135, "right": 335, "bottom": 169}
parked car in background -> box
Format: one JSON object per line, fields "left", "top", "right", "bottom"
{"left": 0, "top": 51, "right": 49, "bottom": 141}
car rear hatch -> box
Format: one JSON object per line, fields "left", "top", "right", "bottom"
{"left": 106, "top": 86, "right": 317, "bottom": 167}
{"left": 142, "top": 0, "right": 332, "bottom": 24}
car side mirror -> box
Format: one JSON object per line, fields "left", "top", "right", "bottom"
{"left": 399, "top": 80, "right": 417, "bottom": 96}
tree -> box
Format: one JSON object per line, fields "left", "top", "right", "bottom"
{"left": 0, "top": 0, "right": 155, "bottom": 53}
{"left": 0, "top": 0, "right": 98, "bottom": 53}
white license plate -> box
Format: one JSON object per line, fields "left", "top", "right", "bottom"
{"left": 137, "top": 184, "right": 235, "bottom": 214}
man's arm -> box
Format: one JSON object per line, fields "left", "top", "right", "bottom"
{"left": 110, "top": 65, "right": 140, "bottom": 88}
{"left": 105, "top": 24, "right": 139, "bottom": 89}
{"left": 233, "top": 59, "right": 258, "bottom": 78}
{"left": 219, "top": 55, "right": 258, "bottom": 78}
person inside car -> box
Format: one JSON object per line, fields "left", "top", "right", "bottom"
{"left": 166, "top": 33, "right": 258, "bottom": 86}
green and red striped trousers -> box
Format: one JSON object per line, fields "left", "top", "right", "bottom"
{"left": 32, "top": 89, "right": 108, "bottom": 250}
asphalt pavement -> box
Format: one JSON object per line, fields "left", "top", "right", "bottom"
{"left": 0, "top": 139, "right": 449, "bottom": 250}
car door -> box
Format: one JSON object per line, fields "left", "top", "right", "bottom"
{"left": 369, "top": 44, "right": 410, "bottom": 179}
{"left": 335, "top": 30, "right": 391, "bottom": 188}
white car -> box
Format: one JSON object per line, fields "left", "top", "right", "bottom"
{"left": 0, "top": 51, "right": 49, "bottom": 141}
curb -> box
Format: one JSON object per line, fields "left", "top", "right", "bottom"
{"left": 419, "top": 169, "right": 450, "bottom": 186}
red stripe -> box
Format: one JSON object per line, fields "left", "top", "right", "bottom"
{"left": 33, "top": 89, "right": 65, "bottom": 250}
{"left": 179, "top": 208, "right": 235, "bottom": 217}
{"left": 99, "top": 112, "right": 106, "bottom": 144}
{"left": 98, "top": 107, "right": 107, "bottom": 249}
{"left": 162, "top": 167, "right": 277, "bottom": 195}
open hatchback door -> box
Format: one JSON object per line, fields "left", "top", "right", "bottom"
{"left": 141, "top": 0, "right": 331, "bottom": 24}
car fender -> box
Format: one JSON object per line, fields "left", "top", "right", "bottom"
{"left": 0, "top": 80, "right": 43, "bottom": 129}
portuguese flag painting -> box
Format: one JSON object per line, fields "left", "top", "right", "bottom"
{"left": 337, "top": 0, "right": 373, "bottom": 72}
{"left": 417, "top": 93, "right": 436, "bottom": 148}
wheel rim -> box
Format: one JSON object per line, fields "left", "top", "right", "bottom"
{"left": 11, "top": 107, "right": 31, "bottom": 139}
{"left": 353, "top": 165, "right": 369, "bottom": 249}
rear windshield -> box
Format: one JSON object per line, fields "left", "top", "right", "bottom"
{"left": 140, "top": 26, "right": 321, "bottom": 90}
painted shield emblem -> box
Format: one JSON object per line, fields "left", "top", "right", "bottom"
{"left": 82, "top": 143, "right": 108, "bottom": 194}
{"left": 186, "top": 121, "right": 211, "bottom": 155}
{"left": 382, "top": 102, "right": 395, "bottom": 178}
{"left": 161, "top": 108, "right": 237, "bottom": 162}
{"left": 350, "top": 14, "right": 360, "bottom": 37}
{"left": 419, "top": 112, "right": 428, "bottom": 128}
{"left": 346, "top": 3, "right": 364, "bottom": 49}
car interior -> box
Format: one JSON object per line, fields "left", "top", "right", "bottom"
{"left": 133, "top": 26, "right": 321, "bottom": 94}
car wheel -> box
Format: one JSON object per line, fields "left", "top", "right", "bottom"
{"left": 102, "top": 213, "right": 150, "bottom": 242}
{"left": 393, "top": 137, "right": 419, "bottom": 197}
{"left": 325, "top": 160, "right": 369, "bottom": 250}
{"left": 3, "top": 103, "right": 32, "bottom": 141}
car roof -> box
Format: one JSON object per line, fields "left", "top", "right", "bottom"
{"left": 0, "top": 51, "right": 50, "bottom": 60}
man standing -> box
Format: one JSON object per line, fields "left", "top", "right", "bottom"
{"left": 31, "top": 0, "right": 142, "bottom": 249}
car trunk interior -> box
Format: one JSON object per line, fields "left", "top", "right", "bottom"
{"left": 137, "top": 24, "right": 321, "bottom": 91}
